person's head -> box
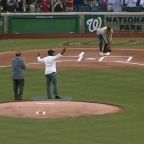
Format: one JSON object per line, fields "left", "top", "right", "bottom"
{"left": 107, "top": 26, "right": 111, "bottom": 32}
{"left": 48, "top": 49, "right": 55, "bottom": 56}
{"left": 16, "top": 51, "right": 21, "bottom": 57}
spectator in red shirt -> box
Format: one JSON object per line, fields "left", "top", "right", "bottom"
{"left": 40, "top": 0, "right": 51, "bottom": 12}
{"left": 66, "top": 0, "right": 73, "bottom": 11}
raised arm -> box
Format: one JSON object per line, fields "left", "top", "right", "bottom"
{"left": 61, "top": 48, "right": 66, "bottom": 55}
{"left": 37, "top": 52, "right": 45, "bottom": 63}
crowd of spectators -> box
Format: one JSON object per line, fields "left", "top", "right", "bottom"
{"left": 0, "top": 0, "right": 144, "bottom": 13}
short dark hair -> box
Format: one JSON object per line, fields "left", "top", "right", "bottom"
{"left": 16, "top": 51, "right": 21, "bottom": 57}
{"left": 107, "top": 26, "right": 111, "bottom": 31}
{"left": 48, "top": 49, "right": 55, "bottom": 55}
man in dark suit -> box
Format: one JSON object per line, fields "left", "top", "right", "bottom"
{"left": 11, "top": 51, "right": 26, "bottom": 100}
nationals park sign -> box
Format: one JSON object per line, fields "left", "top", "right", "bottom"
{"left": 84, "top": 14, "right": 144, "bottom": 33}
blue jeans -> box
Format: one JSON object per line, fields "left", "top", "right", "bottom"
{"left": 98, "top": 34, "right": 104, "bottom": 52}
{"left": 45, "top": 72, "right": 59, "bottom": 99}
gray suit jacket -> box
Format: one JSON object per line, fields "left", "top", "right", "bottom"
{"left": 11, "top": 57, "right": 26, "bottom": 79}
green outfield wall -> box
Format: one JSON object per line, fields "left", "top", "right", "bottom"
{"left": 1, "top": 12, "right": 144, "bottom": 34}
{"left": 0, "top": 15, "right": 3, "bottom": 34}
{"left": 9, "top": 15, "right": 80, "bottom": 34}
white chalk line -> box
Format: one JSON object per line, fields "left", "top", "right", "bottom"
{"left": 77, "top": 52, "right": 85, "bottom": 62}
{"left": 98, "top": 57, "right": 105, "bottom": 62}
{"left": 86, "top": 58, "right": 96, "bottom": 60}
{"left": 115, "top": 61, "right": 144, "bottom": 66}
{"left": 127, "top": 56, "right": 133, "bottom": 62}
{"left": 0, "top": 64, "right": 11, "bottom": 68}
{"left": 36, "top": 111, "right": 46, "bottom": 115}
{"left": 0, "top": 63, "right": 41, "bottom": 68}
{"left": 104, "top": 56, "right": 132, "bottom": 58}
{"left": 63, "top": 56, "right": 78, "bottom": 58}
{"left": 1, "top": 54, "right": 144, "bottom": 67}
{"left": 37, "top": 102, "right": 55, "bottom": 105}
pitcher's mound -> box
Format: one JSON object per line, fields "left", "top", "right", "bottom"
{"left": 0, "top": 101, "right": 122, "bottom": 119}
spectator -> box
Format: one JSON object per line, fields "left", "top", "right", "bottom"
{"left": 73, "top": 0, "right": 85, "bottom": 11}
{"left": 40, "top": 0, "right": 51, "bottom": 12}
{"left": 107, "top": 0, "right": 113, "bottom": 11}
{"left": 54, "top": 0, "right": 64, "bottom": 12}
{"left": 84, "top": 0, "right": 94, "bottom": 4}
{"left": 139, "top": 0, "right": 144, "bottom": 10}
{"left": 23, "top": 0, "right": 31, "bottom": 12}
{"left": 112, "top": 0, "right": 123, "bottom": 12}
{"left": 16, "top": 0, "right": 23, "bottom": 12}
{"left": 0, "top": 0, "right": 7, "bottom": 12}
{"left": 124, "top": 0, "right": 142, "bottom": 12}
{"left": 7, "top": 0, "right": 16, "bottom": 12}
{"left": 136, "top": 0, "right": 141, "bottom": 6}
{"left": 90, "top": 0, "right": 101, "bottom": 12}
{"left": 124, "top": 0, "right": 137, "bottom": 7}
{"left": 29, "top": 0, "right": 37, "bottom": 12}
{"left": 66, "top": 0, "right": 73, "bottom": 11}
{"left": 0, "top": 0, "right": 3, "bottom": 12}
{"left": 100, "top": 0, "right": 108, "bottom": 11}
{"left": 29, "top": 0, "right": 40, "bottom": 13}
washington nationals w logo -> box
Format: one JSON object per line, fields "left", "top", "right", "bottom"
{"left": 86, "top": 17, "right": 102, "bottom": 32}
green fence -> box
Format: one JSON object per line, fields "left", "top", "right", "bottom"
{"left": 0, "top": 15, "right": 3, "bottom": 34}
{"left": 9, "top": 15, "right": 80, "bottom": 34}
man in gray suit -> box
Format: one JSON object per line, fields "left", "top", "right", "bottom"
{"left": 11, "top": 51, "right": 26, "bottom": 100}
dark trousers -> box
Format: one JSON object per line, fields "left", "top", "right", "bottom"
{"left": 13, "top": 79, "right": 24, "bottom": 100}
{"left": 98, "top": 34, "right": 104, "bottom": 52}
{"left": 45, "top": 73, "right": 59, "bottom": 99}
{"left": 98, "top": 34, "right": 111, "bottom": 53}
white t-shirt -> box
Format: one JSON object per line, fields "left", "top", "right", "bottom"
{"left": 97, "top": 26, "right": 113, "bottom": 44}
{"left": 37, "top": 53, "right": 63, "bottom": 75}
{"left": 140, "top": 0, "right": 144, "bottom": 7}
{"left": 125, "top": 0, "right": 137, "bottom": 7}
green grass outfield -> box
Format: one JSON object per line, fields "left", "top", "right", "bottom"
{"left": 0, "top": 37, "right": 144, "bottom": 144}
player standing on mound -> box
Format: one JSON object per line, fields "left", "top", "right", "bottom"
{"left": 97, "top": 26, "right": 113, "bottom": 56}
{"left": 37, "top": 48, "right": 66, "bottom": 99}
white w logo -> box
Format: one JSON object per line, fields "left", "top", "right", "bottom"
{"left": 86, "top": 17, "right": 102, "bottom": 32}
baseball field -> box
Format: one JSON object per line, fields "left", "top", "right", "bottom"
{"left": 0, "top": 34, "right": 144, "bottom": 144}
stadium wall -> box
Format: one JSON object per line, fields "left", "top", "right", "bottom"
{"left": 1, "top": 12, "right": 144, "bottom": 34}
{"left": 0, "top": 15, "right": 3, "bottom": 34}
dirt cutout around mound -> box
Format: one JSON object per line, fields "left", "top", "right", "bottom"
{"left": 0, "top": 101, "right": 122, "bottom": 119}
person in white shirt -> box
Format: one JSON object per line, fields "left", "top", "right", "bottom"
{"left": 37, "top": 48, "right": 66, "bottom": 99}
{"left": 107, "top": 0, "right": 113, "bottom": 12}
{"left": 124, "top": 0, "right": 137, "bottom": 7}
{"left": 140, "top": 0, "right": 144, "bottom": 7}
{"left": 97, "top": 26, "right": 113, "bottom": 56}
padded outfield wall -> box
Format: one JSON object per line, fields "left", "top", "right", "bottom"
{"left": 1, "top": 12, "right": 144, "bottom": 34}
{"left": 0, "top": 15, "right": 3, "bottom": 34}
